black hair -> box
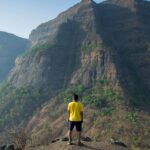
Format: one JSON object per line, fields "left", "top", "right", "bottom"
{"left": 73, "top": 93, "right": 78, "bottom": 101}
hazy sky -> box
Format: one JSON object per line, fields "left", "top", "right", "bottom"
{"left": 0, "top": 0, "right": 104, "bottom": 38}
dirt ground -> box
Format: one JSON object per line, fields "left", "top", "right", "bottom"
{"left": 27, "top": 141, "right": 130, "bottom": 150}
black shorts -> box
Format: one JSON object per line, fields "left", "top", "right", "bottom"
{"left": 68, "top": 121, "right": 82, "bottom": 132}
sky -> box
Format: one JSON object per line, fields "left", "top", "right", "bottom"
{"left": 0, "top": 0, "right": 104, "bottom": 38}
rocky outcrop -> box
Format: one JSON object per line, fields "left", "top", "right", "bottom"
{"left": 10, "top": 0, "right": 150, "bottom": 97}
{"left": 0, "top": 144, "right": 15, "bottom": 150}
{"left": 70, "top": 47, "right": 117, "bottom": 86}
{"left": 29, "top": 2, "right": 82, "bottom": 46}
{"left": 9, "top": 0, "right": 118, "bottom": 90}
{"left": 9, "top": 0, "right": 113, "bottom": 91}
{"left": 95, "top": 0, "right": 150, "bottom": 107}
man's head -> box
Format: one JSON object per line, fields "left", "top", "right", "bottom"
{"left": 73, "top": 93, "right": 78, "bottom": 102}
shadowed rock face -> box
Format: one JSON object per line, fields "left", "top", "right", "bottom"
{"left": 9, "top": 0, "right": 118, "bottom": 90}
{"left": 0, "top": 32, "right": 29, "bottom": 81}
{"left": 107, "top": 0, "right": 136, "bottom": 11}
{"left": 94, "top": 0, "right": 150, "bottom": 107}
{"left": 9, "top": 21, "right": 84, "bottom": 95}
{"left": 8, "top": 1, "right": 97, "bottom": 95}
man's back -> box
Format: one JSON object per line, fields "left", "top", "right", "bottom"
{"left": 68, "top": 101, "right": 83, "bottom": 121}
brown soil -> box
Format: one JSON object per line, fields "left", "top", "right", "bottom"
{"left": 27, "top": 141, "right": 129, "bottom": 150}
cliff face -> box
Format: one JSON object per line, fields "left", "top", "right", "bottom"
{"left": 95, "top": 0, "right": 150, "bottom": 106}
{"left": 8, "top": 0, "right": 117, "bottom": 94}
{"left": 8, "top": 0, "right": 150, "bottom": 106}
{"left": 106, "top": 0, "right": 137, "bottom": 11}
{"left": 29, "top": 2, "right": 81, "bottom": 46}
{"left": 0, "top": 32, "right": 29, "bottom": 81}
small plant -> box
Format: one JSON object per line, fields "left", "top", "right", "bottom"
{"left": 59, "top": 83, "right": 85, "bottom": 102}
{"left": 21, "top": 40, "right": 56, "bottom": 57}
{"left": 81, "top": 41, "right": 102, "bottom": 53}
{"left": 101, "top": 107, "right": 115, "bottom": 116}
{"left": 125, "top": 112, "right": 139, "bottom": 124}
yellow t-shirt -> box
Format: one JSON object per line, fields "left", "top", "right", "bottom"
{"left": 68, "top": 101, "right": 83, "bottom": 121}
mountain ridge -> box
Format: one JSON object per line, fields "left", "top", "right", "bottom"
{"left": 0, "top": 31, "right": 29, "bottom": 81}
{"left": 106, "top": 0, "right": 137, "bottom": 11}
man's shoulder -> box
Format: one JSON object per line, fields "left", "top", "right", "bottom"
{"left": 68, "top": 102, "right": 74, "bottom": 104}
{"left": 78, "top": 102, "right": 83, "bottom": 105}
{"left": 68, "top": 102, "right": 74, "bottom": 106}
{"left": 68, "top": 101, "right": 83, "bottom": 106}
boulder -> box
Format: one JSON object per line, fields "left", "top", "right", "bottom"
{"left": 5, "top": 144, "right": 15, "bottom": 150}
{"left": 0, "top": 145, "right": 6, "bottom": 150}
{"left": 110, "top": 138, "right": 128, "bottom": 148}
{"left": 81, "top": 136, "right": 92, "bottom": 142}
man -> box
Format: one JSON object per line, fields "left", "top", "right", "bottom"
{"left": 67, "top": 94, "right": 84, "bottom": 146}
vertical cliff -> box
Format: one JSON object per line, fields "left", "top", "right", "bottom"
{"left": 8, "top": 0, "right": 118, "bottom": 95}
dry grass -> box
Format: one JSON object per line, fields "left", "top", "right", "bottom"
{"left": 8, "top": 127, "right": 27, "bottom": 150}
{"left": 24, "top": 97, "right": 150, "bottom": 150}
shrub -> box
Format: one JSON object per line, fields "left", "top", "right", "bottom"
{"left": 125, "top": 112, "right": 139, "bottom": 124}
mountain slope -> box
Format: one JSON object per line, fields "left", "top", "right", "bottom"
{"left": 8, "top": 0, "right": 150, "bottom": 109}
{"left": 0, "top": 31, "right": 29, "bottom": 81}
{"left": 95, "top": 0, "right": 150, "bottom": 108}
{"left": 0, "top": 0, "right": 150, "bottom": 149}
{"left": 8, "top": 0, "right": 117, "bottom": 94}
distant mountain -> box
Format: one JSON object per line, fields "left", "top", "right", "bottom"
{"left": 0, "top": 32, "right": 29, "bottom": 81}
{"left": 0, "top": 0, "right": 150, "bottom": 149}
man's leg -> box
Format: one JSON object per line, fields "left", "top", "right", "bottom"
{"left": 77, "top": 131, "right": 81, "bottom": 143}
{"left": 76, "top": 122, "right": 82, "bottom": 145}
{"left": 68, "top": 130, "right": 72, "bottom": 143}
{"left": 68, "top": 121, "right": 74, "bottom": 144}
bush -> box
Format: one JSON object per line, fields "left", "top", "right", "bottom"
{"left": 0, "top": 83, "right": 43, "bottom": 130}
{"left": 82, "top": 81, "right": 121, "bottom": 109}
{"left": 81, "top": 41, "right": 102, "bottom": 53}
{"left": 125, "top": 112, "right": 139, "bottom": 124}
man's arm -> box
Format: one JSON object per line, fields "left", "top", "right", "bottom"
{"left": 80, "top": 111, "right": 83, "bottom": 122}
{"left": 68, "top": 110, "right": 70, "bottom": 122}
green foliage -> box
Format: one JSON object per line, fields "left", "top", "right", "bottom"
{"left": 99, "top": 79, "right": 109, "bottom": 85}
{"left": 81, "top": 41, "right": 102, "bottom": 53}
{"left": 0, "top": 83, "right": 43, "bottom": 130}
{"left": 101, "top": 107, "right": 115, "bottom": 116}
{"left": 147, "top": 43, "right": 150, "bottom": 52}
{"left": 21, "top": 40, "right": 56, "bottom": 57}
{"left": 125, "top": 112, "right": 139, "bottom": 124}
{"left": 58, "top": 83, "right": 85, "bottom": 102}
{"left": 59, "top": 80, "right": 121, "bottom": 116}
{"left": 82, "top": 80, "right": 121, "bottom": 108}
